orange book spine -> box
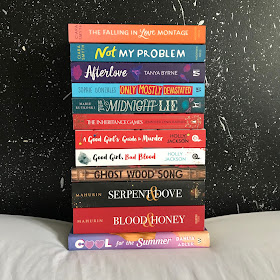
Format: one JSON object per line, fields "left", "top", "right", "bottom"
{"left": 68, "top": 24, "right": 206, "bottom": 44}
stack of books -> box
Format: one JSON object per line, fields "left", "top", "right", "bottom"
{"left": 67, "top": 24, "right": 210, "bottom": 250}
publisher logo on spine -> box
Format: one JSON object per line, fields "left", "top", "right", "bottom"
{"left": 193, "top": 69, "right": 200, "bottom": 76}
{"left": 192, "top": 153, "right": 200, "bottom": 159}
{"left": 192, "top": 135, "right": 202, "bottom": 142}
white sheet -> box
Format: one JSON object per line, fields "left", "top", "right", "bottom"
{"left": 0, "top": 211, "right": 279, "bottom": 280}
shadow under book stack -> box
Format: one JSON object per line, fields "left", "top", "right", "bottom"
{"left": 68, "top": 24, "right": 210, "bottom": 250}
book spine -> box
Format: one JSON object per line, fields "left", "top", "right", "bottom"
{"left": 72, "top": 97, "right": 205, "bottom": 114}
{"left": 71, "top": 62, "right": 206, "bottom": 83}
{"left": 73, "top": 114, "right": 204, "bottom": 130}
{"left": 75, "top": 148, "right": 205, "bottom": 167}
{"left": 68, "top": 24, "right": 206, "bottom": 44}
{"left": 70, "top": 44, "right": 206, "bottom": 62}
{"left": 71, "top": 166, "right": 206, "bottom": 182}
{"left": 68, "top": 230, "right": 210, "bottom": 250}
{"left": 72, "top": 83, "right": 205, "bottom": 98}
{"left": 75, "top": 129, "right": 206, "bottom": 149}
{"left": 73, "top": 205, "right": 205, "bottom": 234}
{"left": 72, "top": 181, "right": 205, "bottom": 208}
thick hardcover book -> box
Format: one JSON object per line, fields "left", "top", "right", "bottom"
{"left": 72, "top": 83, "right": 205, "bottom": 98}
{"left": 73, "top": 114, "right": 204, "bottom": 130}
{"left": 71, "top": 62, "right": 206, "bottom": 83}
{"left": 73, "top": 205, "right": 205, "bottom": 234}
{"left": 72, "top": 181, "right": 205, "bottom": 208}
{"left": 71, "top": 166, "right": 206, "bottom": 182}
{"left": 70, "top": 44, "right": 206, "bottom": 62}
{"left": 68, "top": 229, "right": 210, "bottom": 250}
{"left": 72, "top": 97, "right": 205, "bottom": 114}
{"left": 68, "top": 24, "right": 206, "bottom": 44}
{"left": 75, "top": 129, "right": 206, "bottom": 149}
{"left": 75, "top": 148, "right": 206, "bottom": 167}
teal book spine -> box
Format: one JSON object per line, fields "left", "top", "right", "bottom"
{"left": 70, "top": 44, "right": 206, "bottom": 62}
{"left": 72, "top": 97, "right": 205, "bottom": 114}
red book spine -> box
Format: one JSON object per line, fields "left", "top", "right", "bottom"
{"left": 73, "top": 206, "right": 205, "bottom": 234}
{"left": 75, "top": 129, "right": 206, "bottom": 149}
{"left": 73, "top": 114, "right": 204, "bottom": 130}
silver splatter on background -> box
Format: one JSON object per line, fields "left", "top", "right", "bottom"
{"left": 0, "top": 0, "right": 279, "bottom": 221}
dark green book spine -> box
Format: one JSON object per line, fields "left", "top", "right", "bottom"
{"left": 72, "top": 97, "right": 205, "bottom": 114}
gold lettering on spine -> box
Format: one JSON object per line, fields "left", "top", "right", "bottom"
{"left": 146, "top": 186, "right": 159, "bottom": 201}
{"left": 142, "top": 212, "right": 155, "bottom": 228}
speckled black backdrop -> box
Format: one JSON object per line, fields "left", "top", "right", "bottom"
{"left": 0, "top": 0, "right": 279, "bottom": 222}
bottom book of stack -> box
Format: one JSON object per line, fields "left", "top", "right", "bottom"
{"left": 68, "top": 229, "right": 210, "bottom": 250}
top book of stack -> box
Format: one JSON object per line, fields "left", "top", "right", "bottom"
{"left": 68, "top": 24, "right": 206, "bottom": 44}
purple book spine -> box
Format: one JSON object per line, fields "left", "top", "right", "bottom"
{"left": 71, "top": 62, "right": 205, "bottom": 83}
{"left": 68, "top": 230, "right": 210, "bottom": 250}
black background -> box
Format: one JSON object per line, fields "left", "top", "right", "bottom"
{"left": 0, "top": 0, "right": 279, "bottom": 222}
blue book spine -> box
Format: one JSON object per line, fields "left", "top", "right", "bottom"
{"left": 72, "top": 97, "right": 205, "bottom": 114}
{"left": 72, "top": 83, "right": 205, "bottom": 98}
{"left": 70, "top": 44, "right": 206, "bottom": 62}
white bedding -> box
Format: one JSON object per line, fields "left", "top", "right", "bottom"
{"left": 0, "top": 211, "right": 279, "bottom": 280}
